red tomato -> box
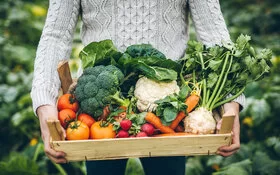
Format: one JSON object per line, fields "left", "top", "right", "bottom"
{"left": 57, "top": 94, "right": 79, "bottom": 112}
{"left": 78, "top": 113, "right": 96, "bottom": 128}
{"left": 58, "top": 109, "right": 76, "bottom": 128}
{"left": 66, "top": 121, "right": 89, "bottom": 140}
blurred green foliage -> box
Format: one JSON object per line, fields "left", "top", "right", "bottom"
{"left": 0, "top": 0, "right": 279, "bottom": 174}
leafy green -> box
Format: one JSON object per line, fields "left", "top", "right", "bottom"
{"left": 213, "top": 159, "right": 252, "bottom": 175}
{"left": 118, "top": 44, "right": 182, "bottom": 82}
{"left": 0, "top": 153, "right": 40, "bottom": 175}
{"left": 155, "top": 85, "right": 189, "bottom": 125}
{"left": 79, "top": 40, "right": 122, "bottom": 68}
{"left": 252, "top": 151, "right": 280, "bottom": 175}
{"left": 79, "top": 40, "right": 181, "bottom": 82}
{"left": 124, "top": 44, "right": 166, "bottom": 59}
{"left": 181, "top": 34, "right": 273, "bottom": 111}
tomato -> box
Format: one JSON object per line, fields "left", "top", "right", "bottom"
{"left": 90, "top": 121, "right": 116, "bottom": 139}
{"left": 58, "top": 109, "right": 76, "bottom": 128}
{"left": 66, "top": 121, "right": 90, "bottom": 140}
{"left": 78, "top": 113, "right": 96, "bottom": 128}
{"left": 57, "top": 93, "right": 79, "bottom": 112}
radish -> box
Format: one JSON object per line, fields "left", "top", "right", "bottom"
{"left": 117, "top": 130, "right": 129, "bottom": 138}
{"left": 120, "top": 119, "right": 132, "bottom": 131}
{"left": 141, "top": 123, "right": 155, "bottom": 136}
{"left": 136, "top": 132, "right": 148, "bottom": 137}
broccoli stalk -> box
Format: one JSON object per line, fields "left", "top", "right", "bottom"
{"left": 110, "top": 91, "right": 130, "bottom": 108}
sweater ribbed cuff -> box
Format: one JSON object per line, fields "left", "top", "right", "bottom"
{"left": 31, "top": 87, "right": 58, "bottom": 116}
{"left": 226, "top": 93, "right": 246, "bottom": 111}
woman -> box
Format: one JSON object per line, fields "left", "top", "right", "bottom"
{"left": 31, "top": 0, "right": 244, "bottom": 174}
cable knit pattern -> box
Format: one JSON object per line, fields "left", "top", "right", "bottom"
{"left": 31, "top": 0, "right": 245, "bottom": 114}
{"left": 31, "top": 0, "right": 80, "bottom": 113}
{"left": 188, "top": 0, "right": 231, "bottom": 45}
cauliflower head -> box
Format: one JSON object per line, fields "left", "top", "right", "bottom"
{"left": 134, "top": 76, "right": 180, "bottom": 112}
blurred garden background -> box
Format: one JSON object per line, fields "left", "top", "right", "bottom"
{"left": 0, "top": 0, "right": 279, "bottom": 174}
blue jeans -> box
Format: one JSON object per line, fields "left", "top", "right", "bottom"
{"left": 86, "top": 156, "right": 186, "bottom": 175}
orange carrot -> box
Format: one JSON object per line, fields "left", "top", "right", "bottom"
{"left": 185, "top": 92, "right": 200, "bottom": 113}
{"left": 169, "top": 111, "right": 186, "bottom": 130}
{"left": 145, "top": 112, "right": 175, "bottom": 134}
{"left": 153, "top": 132, "right": 196, "bottom": 137}
{"left": 169, "top": 92, "right": 200, "bottom": 130}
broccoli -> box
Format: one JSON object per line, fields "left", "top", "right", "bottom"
{"left": 74, "top": 65, "right": 130, "bottom": 119}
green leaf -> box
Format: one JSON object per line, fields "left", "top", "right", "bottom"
{"left": 163, "top": 107, "right": 177, "bottom": 122}
{"left": 178, "top": 84, "right": 190, "bottom": 102}
{"left": 136, "top": 63, "right": 178, "bottom": 81}
{"left": 185, "top": 157, "right": 204, "bottom": 175}
{"left": 253, "top": 151, "right": 280, "bottom": 175}
{"left": 236, "top": 34, "right": 251, "bottom": 50}
{"left": 266, "top": 137, "right": 280, "bottom": 156}
{"left": 79, "top": 40, "right": 122, "bottom": 68}
{"left": 124, "top": 44, "right": 166, "bottom": 59}
{"left": 0, "top": 153, "right": 40, "bottom": 175}
{"left": 208, "top": 59, "right": 223, "bottom": 71}
{"left": 207, "top": 72, "right": 219, "bottom": 88}
{"left": 213, "top": 159, "right": 252, "bottom": 175}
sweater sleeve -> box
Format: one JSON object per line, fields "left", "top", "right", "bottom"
{"left": 188, "top": 0, "right": 230, "bottom": 46}
{"left": 31, "top": 0, "right": 80, "bottom": 114}
{"left": 188, "top": 0, "right": 246, "bottom": 108}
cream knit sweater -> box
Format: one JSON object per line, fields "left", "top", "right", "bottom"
{"left": 31, "top": 0, "right": 245, "bottom": 113}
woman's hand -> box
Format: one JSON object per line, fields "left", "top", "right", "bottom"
{"left": 37, "top": 105, "right": 67, "bottom": 163}
{"left": 216, "top": 102, "right": 241, "bottom": 157}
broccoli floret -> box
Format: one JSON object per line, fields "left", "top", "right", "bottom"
{"left": 104, "top": 65, "right": 124, "bottom": 82}
{"left": 95, "top": 71, "right": 119, "bottom": 89}
{"left": 74, "top": 65, "right": 129, "bottom": 119}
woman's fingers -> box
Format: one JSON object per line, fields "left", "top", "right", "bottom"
{"left": 217, "top": 142, "right": 240, "bottom": 157}
{"left": 44, "top": 141, "right": 67, "bottom": 163}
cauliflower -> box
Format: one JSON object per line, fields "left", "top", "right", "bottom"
{"left": 134, "top": 76, "right": 180, "bottom": 112}
{"left": 184, "top": 107, "right": 216, "bottom": 134}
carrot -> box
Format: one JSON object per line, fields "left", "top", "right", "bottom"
{"left": 169, "top": 92, "right": 200, "bottom": 129}
{"left": 169, "top": 111, "right": 186, "bottom": 130}
{"left": 145, "top": 112, "right": 175, "bottom": 134}
{"left": 185, "top": 92, "right": 200, "bottom": 113}
{"left": 153, "top": 132, "right": 196, "bottom": 137}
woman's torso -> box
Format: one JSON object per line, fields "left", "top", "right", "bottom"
{"left": 80, "top": 0, "right": 190, "bottom": 60}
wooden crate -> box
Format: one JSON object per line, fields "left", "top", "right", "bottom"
{"left": 47, "top": 114, "right": 234, "bottom": 162}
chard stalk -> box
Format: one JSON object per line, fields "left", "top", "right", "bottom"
{"left": 206, "top": 51, "right": 230, "bottom": 110}
{"left": 209, "top": 52, "right": 233, "bottom": 110}
{"left": 212, "top": 86, "right": 245, "bottom": 109}
{"left": 215, "top": 84, "right": 237, "bottom": 103}
{"left": 198, "top": 53, "right": 207, "bottom": 106}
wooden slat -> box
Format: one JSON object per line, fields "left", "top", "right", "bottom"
{"left": 57, "top": 61, "right": 73, "bottom": 94}
{"left": 219, "top": 114, "right": 235, "bottom": 134}
{"left": 50, "top": 134, "right": 232, "bottom": 161}
{"left": 47, "top": 120, "right": 65, "bottom": 141}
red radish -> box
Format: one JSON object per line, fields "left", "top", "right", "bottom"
{"left": 141, "top": 123, "right": 155, "bottom": 136}
{"left": 116, "top": 130, "right": 129, "bottom": 138}
{"left": 120, "top": 119, "right": 132, "bottom": 131}
{"left": 136, "top": 132, "right": 148, "bottom": 137}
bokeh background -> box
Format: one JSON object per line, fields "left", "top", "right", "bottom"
{"left": 0, "top": 0, "right": 279, "bottom": 174}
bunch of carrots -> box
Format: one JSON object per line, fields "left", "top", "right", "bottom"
{"left": 145, "top": 91, "right": 200, "bottom": 136}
